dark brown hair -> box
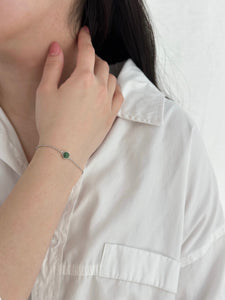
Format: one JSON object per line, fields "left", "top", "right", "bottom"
{"left": 68, "top": 0, "right": 172, "bottom": 99}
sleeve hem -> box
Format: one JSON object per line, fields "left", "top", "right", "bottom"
{"left": 180, "top": 223, "right": 225, "bottom": 268}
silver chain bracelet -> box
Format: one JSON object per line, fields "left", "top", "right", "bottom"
{"left": 35, "top": 145, "right": 84, "bottom": 174}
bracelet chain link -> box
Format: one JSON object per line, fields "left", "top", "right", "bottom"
{"left": 35, "top": 145, "right": 84, "bottom": 175}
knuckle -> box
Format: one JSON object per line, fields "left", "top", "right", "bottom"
{"left": 109, "top": 74, "right": 117, "bottom": 85}
{"left": 81, "top": 70, "right": 95, "bottom": 86}
{"left": 116, "top": 92, "right": 124, "bottom": 102}
{"left": 109, "top": 74, "right": 117, "bottom": 81}
{"left": 102, "top": 60, "right": 109, "bottom": 72}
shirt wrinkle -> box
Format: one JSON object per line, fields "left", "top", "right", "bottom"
{"left": 0, "top": 58, "right": 225, "bottom": 300}
{"left": 180, "top": 222, "right": 225, "bottom": 267}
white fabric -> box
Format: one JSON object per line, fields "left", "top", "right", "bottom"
{"left": 0, "top": 58, "right": 225, "bottom": 299}
{"left": 146, "top": 0, "right": 225, "bottom": 213}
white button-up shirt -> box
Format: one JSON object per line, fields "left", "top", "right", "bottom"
{"left": 0, "top": 58, "right": 225, "bottom": 300}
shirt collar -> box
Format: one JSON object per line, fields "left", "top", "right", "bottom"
{"left": 0, "top": 58, "right": 166, "bottom": 176}
{"left": 0, "top": 106, "right": 28, "bottom": 176}
{"left": 111, "top": 58, "right": 166, "bottom": 126}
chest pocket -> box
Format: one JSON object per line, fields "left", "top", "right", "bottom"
{"left": 98, "top": 243, "right": 180, "bottom": 294}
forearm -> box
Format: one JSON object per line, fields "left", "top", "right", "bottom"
{"left": 0, "top": 147, "right": 84, "bottom": 300}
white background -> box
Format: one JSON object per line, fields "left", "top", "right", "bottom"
{"left": 145, "top": 0, "right": 225, "bottom": 212}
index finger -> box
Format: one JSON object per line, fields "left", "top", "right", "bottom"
{"left": 75, "top": 26, "right": 95, "bottom": 74}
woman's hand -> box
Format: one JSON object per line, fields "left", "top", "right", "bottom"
{"left": 35, "top": 26, "right": 124, "bottom": 169}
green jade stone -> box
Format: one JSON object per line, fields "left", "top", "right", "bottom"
{"left": 62, "top": 152, "right": 70, "bottom": 159}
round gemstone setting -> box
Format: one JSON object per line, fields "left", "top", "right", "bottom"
{"left": 62, "top": 152, "right": 70, "bottom": 159}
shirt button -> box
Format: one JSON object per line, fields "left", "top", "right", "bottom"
{"left": 51, "top": 233, "right": 59, "bottom": 248}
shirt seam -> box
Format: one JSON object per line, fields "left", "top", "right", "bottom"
{"left": 180, "top": 222, "right": 225, "bottom": 268}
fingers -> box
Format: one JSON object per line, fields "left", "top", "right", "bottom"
{"left": 107, "top": 74, "right": 117, "bottom": 99}
{"left": 38, "top": 42, "right": 64, "bottom": 92}
{"left": 94, "top": 55, "right": 110, "bottom": 86}
{"left": 74, "top": 26, "right": 96, "bottom": 74}
{"left": 111, "top": 82, "right": 124, "bottom": 114}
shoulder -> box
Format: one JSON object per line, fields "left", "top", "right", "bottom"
{"left": 163, "top": 97, "right": 197, "bottom": 134}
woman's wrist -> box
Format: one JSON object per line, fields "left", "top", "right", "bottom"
{"left": 36, "top": 138, "right": 89, "bottom": 170}
{"left": 32, "top": 143, "right": 86, "bottom": 184}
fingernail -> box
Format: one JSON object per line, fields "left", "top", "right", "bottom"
{"left": 49, "top": 42, "right": 61, "bottom": 56}
{"left": 83, "top": 26, "right": 90, "bottom": 34}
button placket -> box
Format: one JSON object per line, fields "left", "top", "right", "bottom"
{"left": 32, "top": 175, "right": 84, "bottom": 299}
{"left": 50, "top": 229, "right": 66, "bottom": 249}
{"left": 52, "top": 179, "right": 84, "bottom": 299}
{"left": 31, "top": 171, "right": 84, "bottom": 299}
{"left": 51, "top": 203, "right": 73, "bottom": 251}
{"left": 50, "top": 195, "right": 74, "bottom": 250}
{"left": 51, "top": 232, "right": 60, "bottom": 248}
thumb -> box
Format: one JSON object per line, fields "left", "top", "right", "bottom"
{"left": 39, "top": 41, "right": 64, "bottom": 91}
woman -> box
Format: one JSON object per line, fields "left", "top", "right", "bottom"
{"left": 0, "top": 1, "right": 225, "bottom": 299}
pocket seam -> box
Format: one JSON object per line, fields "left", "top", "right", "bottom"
{"left": 98, "top": 242, "right": 180, "bottom": 294}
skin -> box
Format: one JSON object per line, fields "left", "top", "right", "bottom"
{"left": 0, "top": 4, "right": 124, "bottom": 298}
{"left": 0, "top": 0, "right": 81, "bottom": 163}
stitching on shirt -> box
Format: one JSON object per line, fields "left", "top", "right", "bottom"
{"left": 58, "top": 262, "right": 177, "bottom": 294}
{"left": 103, "top": 242, "right": 180, "bottom": 263}
{"left": 96, "top": 273, "right": 177, "bottom": 295}
{"left": 118, "top": 113, "right": 155, "bottom": 125}
{"left": 180, "top": 223, "right": 225, "bottom": 268}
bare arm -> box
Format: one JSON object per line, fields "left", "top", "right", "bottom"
{"left": 0, "top": 147, "right": 85, "bottom": 300}
{"left": 0, "top": 25, "right": 124, "bottom": 300}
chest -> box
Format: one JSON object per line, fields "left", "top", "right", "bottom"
{"left": 30, "top": 126, "right": 187, "bottom": 299}
{"left": 1, "top": 117, "right": 188, "bottom": 299}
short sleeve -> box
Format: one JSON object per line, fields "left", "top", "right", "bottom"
{"left": 175, "top": 124, "right": 225, "bottom": 299}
